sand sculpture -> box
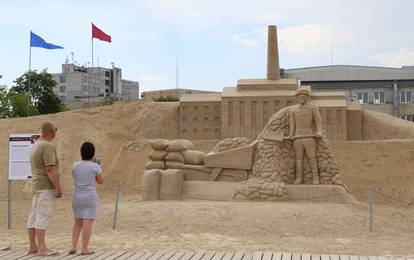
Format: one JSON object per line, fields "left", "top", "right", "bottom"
{"left": 142, "top": 88, "right": 342, "bottom": 201}
{"left": 142, "top": 24, "right": 346, "bottom": 202}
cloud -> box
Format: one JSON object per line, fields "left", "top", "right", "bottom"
{"left": 371, "top": 48, "right": 414, "bottom": 67}
{"left": 188, "top": 11, "right": 206, "bottom": 17}
{"left": 232, "top": 34, "right": 259, "bottom": 47}
{"left": 139, "top": 75, "right": 167, "bottom": 82}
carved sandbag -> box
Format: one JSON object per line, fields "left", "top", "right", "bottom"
{"left": 165, "top": 139, "right": 194, "bottom": 152}
{"left": 165, "top": 152, "right": 185, "bottom": 163}
{"left": 165, "top": 161, "right": 185, "bottom": 169}
{"left": 142, "top": 170, "right": 160, "bottom": 201}
{"left": 150, "top": 139, "right": 170, "bottom": 151}
{"left": 149, "top": 150, "right": 168, "bottom": 161}
{"left": 181, "top": 150, "right": 206, "bottom": 165}
{"left": 160, "top": 169, "right": 183, "bottom": 200}
{"left": 145, "top": 160, "right": 165, "bottom": 170}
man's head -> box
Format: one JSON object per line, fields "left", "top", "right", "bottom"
{"left": 295, "top": 88, "right": 311, "bottom": 105}
{"left": 41, "top": 122, "right": 57, "bottom": 141}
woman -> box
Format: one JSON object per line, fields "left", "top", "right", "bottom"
{"left": 69, "top": 142, "right": 104, "bottom": 255}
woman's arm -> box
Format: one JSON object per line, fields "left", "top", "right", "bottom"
{"left": 96, "top": 174, "right": 104, "bottom": 184}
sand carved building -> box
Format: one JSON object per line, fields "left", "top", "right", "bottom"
{"left": 179, "top": 25, "right": 362, "bottom": 141}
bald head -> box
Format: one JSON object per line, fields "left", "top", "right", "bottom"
{"left": 41, "top": 122, "right": 57, "bottom": 141}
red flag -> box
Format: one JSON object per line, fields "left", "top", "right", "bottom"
{"left": 92, "top": 23, "right": 111, "bottom": 43}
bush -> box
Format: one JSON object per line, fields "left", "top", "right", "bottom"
{"left": 153, "top": 96, "right": 180, "bottom": 102}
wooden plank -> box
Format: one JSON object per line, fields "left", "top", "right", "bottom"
{"left": 359, "top": 256, "right": 369, "bottom": 260}
{"left": 0, "top": 250, "right": 18, "bottom": 258}
{"left": 292, "top": 253, "right": 302, "bottom": 260}
{"left": 159, "top": 252, "right": 176, "bottom": 260}
{"left": 302, "top": 254, "right": 311, "bottom": 260}
{"left": 340, "top": 256, "right": 350, "bottom": 260}
{"left": 2, "top": 251, "right": 29, "bottom": 259}
{"left": 117, "top": 252, "right": 142, "bottom": 260}
{"left": 233, "top": 252, "right": 245, "bottom": 260}
{"left": 191, "top": 252, "right": 206, "bottom": 260}
{"left": 135, "top": 252, "right": 156, "bottom": 260}
{"left": 330, "top": 255, "right": 340, "bottom": 260}
{"left": 321, "top": 254, "right": 330, "bottom": 260}
{"left": 201, "top": 252, "right": 216, "bottom": 260}
{"left": 243, "top": 252, "right": 253, "bottom": 260}
{"left": 180, "top": 252, "right": 196, "bottom": 260}
{"left": 222, "top": 252, "right": 235, "bottom": 260}
{"left": 81, "top": 250, "right": 116, "bottom": 260}
{"left": 312, "top": 254, "right": 321, "bottom": 260}
{"left": 252, "top": 252, "right": 263, "bottom": 260}
{"left": 169, "top": 252, "right": 186, "bottom": 260}
{"left": 147, "top": 252, "right": 167, "bottom": 260}
{"left": 211, "top": 252, "right": 226, "bottom": 260}
{"left": 349, "top": 255, "right": 359, "bottom": 260}
{"left": 281, "top": 252, "right": 291, "bottom": 260}
{"left": 9, "top": 252, "right": 39, "bottom": 260}
{"left": 262, "top": 252, "right": 272, "bottom": 260}
{"left": 106, "top": 251, "right": 130, "bottom": 259}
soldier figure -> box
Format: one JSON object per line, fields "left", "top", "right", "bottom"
{"left": 288, "top": 87, "right": 323, "bottom": 184}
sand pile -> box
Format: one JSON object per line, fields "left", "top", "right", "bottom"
{"left": 362, "top": 109, "right": 414, "bottom": 139}
{"left": 0, "top": 101, "right": 180, "bottom": 197}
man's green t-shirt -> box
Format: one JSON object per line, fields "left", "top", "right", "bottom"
{"left": 30, "top": 138, "right": 59, "bottom": 192}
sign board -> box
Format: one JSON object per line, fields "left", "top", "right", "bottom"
{"left": 8, "top": 134, "right": 40, "bottom": 180}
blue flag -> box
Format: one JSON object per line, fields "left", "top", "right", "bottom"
{"left": 30, "top": 31, "right": 63, "bottom": 49}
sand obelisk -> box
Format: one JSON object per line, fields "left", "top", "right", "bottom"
{"left": 267, "top": 25, "right": 280, "bottom": 80}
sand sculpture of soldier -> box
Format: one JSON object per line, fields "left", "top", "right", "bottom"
{"left": 288, "top": 87, "right": 323, "bottom": 184}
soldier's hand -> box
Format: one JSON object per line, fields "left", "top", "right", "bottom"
{"left": 316, "top": 132, "right": 323, "bottom": 139}
{"left": 55, "top": 188, "right": 62, "bottom": 198}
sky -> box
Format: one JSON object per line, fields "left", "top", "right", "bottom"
{"left": 1, "top": 0, "right": 414, "bottom": 93}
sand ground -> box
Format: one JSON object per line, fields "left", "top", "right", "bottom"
{"left": 1, "top": 194, "right": 414, "bottom": 257}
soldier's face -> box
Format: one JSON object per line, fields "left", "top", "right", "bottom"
{"left": 297, "top": 94, "right": 308, "bottom": 104}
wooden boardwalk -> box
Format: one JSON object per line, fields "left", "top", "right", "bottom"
{"left": 0, "top": 251, "right": 413, "bottom": 260}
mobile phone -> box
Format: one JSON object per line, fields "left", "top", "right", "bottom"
{"left": 94, "top": 159, "right": 101, "bottom": 165}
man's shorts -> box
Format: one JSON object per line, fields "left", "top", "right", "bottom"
{"left": 27, "top": 190, "right": 56, "bottom": 230}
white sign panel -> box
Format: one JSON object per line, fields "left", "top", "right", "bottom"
{"left": 8, "top": 134, "right": 40, "bottom": 180}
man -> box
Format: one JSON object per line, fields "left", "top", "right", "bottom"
{"left": 288, "top": 87, "right": 323, "bottom": 184}
{"left": 27, "top": 122, "right": 61, "bottom": 256}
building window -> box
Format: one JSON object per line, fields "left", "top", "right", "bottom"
{"left": 59, "top": 96, "right": 66, "bottom": 102}
{"left": 357, "top": 92, "right": 368, "bottom": 104}
{"left": 374, "top": 92, "right": 385, "bottom": 104}
{"left": 59, "top": 76, "right": 66, "bottom": 83}
{"left": 59, "top": 85, "right": 66, "bottom": 93}
{"left": 400, "top": 91, "right": 412, "bottom": 103}
{"left": 105, "top": 71, "right": 110, "bottom": 77}
{"left": 83, "top": 75, "right": 87, "bottom": 82}
{"left": 82, "top": 85, "right": 87, "bottom": 92}
{"left": 97, "top": 78, "right": 100, "bottom": 85}
{"left": 400, "top": 114, "right": 413, "bottom": 121}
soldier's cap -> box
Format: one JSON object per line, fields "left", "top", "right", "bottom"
{"left": 295, "top": 87, "right": 311, "bottom": 97}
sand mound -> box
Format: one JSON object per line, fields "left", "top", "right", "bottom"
{"left": 0, "top": 101, "right": 180, "bottom": 197}
{"left": 362, "top": 109, "right": 414, "bottom": 139}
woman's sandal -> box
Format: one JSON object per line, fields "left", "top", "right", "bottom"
{"left": 79, "top": 251, "right": 95, "bottom": 256}
{"left": 68, "top": 250, "right": 77, "bottom": 255}
{"left": 37, "top": 250, "right": 60, "bottom": 256}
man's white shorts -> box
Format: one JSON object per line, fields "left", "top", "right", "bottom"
{"left": 27, "top": 190, "right": 56, "bottom": 230}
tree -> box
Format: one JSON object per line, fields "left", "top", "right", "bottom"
{"left": 153, "top": 96, "right": 180, "bottom": 102}
{"left": 0, "top": 85, "right": 11, "bottom": 118}
{"left": 12, "top": 69, "right": 66, "bottom": 114}
{"left": 98, "top": 96, "right": 118, "bottom": 106}
{"left": 9, "top": 91, "right": 39, "bottom": 117}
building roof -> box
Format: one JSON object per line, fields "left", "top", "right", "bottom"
{"left": 143, "top": 88, "right": 219, "bottom": 94}
{"left": 284, "top": 65, "right": 414, "bottom": 81}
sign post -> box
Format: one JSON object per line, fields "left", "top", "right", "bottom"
{"left": 7, "top": 134, "right": 40, "bottom": 229}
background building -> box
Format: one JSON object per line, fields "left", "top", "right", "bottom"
{"left": 142, "top": 88, "right": 220, "bottom": 102}
{"left": 52, "top": 63, "right": 139, "bottom": 110}
{"left": 282, "top": 65, "right": 414, "bottom": 120}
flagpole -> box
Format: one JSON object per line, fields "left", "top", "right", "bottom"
{"left": 91, "top": 23, "right": 94, "bottom": 67}
{"left": 28, "top": 34, "right": 32, "bottom": 117}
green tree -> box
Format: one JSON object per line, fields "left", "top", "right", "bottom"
{"left": 98, "top": 96, "right": 118, "bottom": 106}
{"left": 12, "top": 69, "right": 65, "bottom": 114}
{"left": 153, "top": 96, "right": 180, "bottom": 102}
{"left": 0, "top": 85, "right": 11, "bottom": 118}
{"left": 9, "top": 91, "right": 39, "bottom": 117}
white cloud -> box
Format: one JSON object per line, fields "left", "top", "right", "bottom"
{"left": 188, "top": 11, "right": 206, "bottom": 17}
{"left": 371, "top": 48, "right": 414, "bottom": 67}
{"left": 232, "top": 34, "right": 259, "bottom": 47}
{"left": 139, "top": 75, "right": 166, "bottom": 82}
{"left": 278, "top": 24, "right": 356, "bottom": 58}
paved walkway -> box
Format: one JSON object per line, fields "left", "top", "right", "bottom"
{"left": 0, "top": 250, "right": 413, "bottom": 260}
